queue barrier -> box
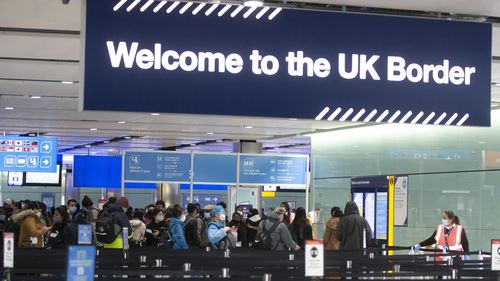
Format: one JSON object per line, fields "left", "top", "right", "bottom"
{"left": 1, "top": 246, "right": 499, "bottom": 281}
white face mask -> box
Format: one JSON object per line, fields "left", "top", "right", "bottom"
{"left": 237, "top": 211, "right": 243, "bottom": 216}
{"left": 36, "top": 211, "right": 42, "bottom": 218}
{"left": 442, "top": 219, "right": 449, "bottom": 226}
{"left": 180, "top": 214, "right": 186, "bottom": 223}
{"left": 220, "top": 214, "right": 226, "bottom": 222}
{"left": 204, "top": 213, "right": 211, "bottom": 219}
{"left": 155, "top": 215, "right": 164, "bottom": 223}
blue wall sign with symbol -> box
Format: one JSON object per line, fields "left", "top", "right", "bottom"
{"left": 0, "top": 137, "right": 57, "bottom": 172}
{"left": 124, "top": 151, "right": 191, "bottom": 182}
{"left": 182, "top": 193, "right": 221, "bottom": 208}
{"left": 239, "top": 155, "right": 307, "bottom": 186}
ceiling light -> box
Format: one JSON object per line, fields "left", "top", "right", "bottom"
{"left": 85, "top": 145, "right": 91, "bottom": 148}
{"left": 289, "top": 118, "right": 298, "bottom": 121}
{"left": 30, "top": 95, "right": 41, "bottom": 99}
{"left": 117, "top": 121, "right": 126, "bottom": 124}
{"left": 216, "top": 139, "right": 223, "bottom": 143}
{"left": 61, "top": 81, "right": 74, "bottom": 84}
{"left": 4, "top": 107, "right": 14, "bottom": 110}
{"left": 494, "top": 83, "right": 500, "bottom": 86}
{"left": 90, "top": 128, "right": 98, "bottom": 131}
{"left": 244, "top": 125, "right": 253, "bottom": 129}
{"left": 90, "top": 152, "right": 97, "bottom": 155}
{"left": 478, "top": 141, "right": 485, "bottom": 144}
{"left": 244, "top": 0, "right": 263, "bottom": 7}
{"left": 103, "top": 140, "right": 110, "bottom": 144}
{"left": 190, "top": 143, "right": 196, "bottom": 146}
{"left": 150, "top": 113, "right": 161, "bottom": 116}
{"left": 206, "top": 132, "right": 214, "bottom": 135}
{"left": 124, "top": 136, "right": 132, "bottom": 139}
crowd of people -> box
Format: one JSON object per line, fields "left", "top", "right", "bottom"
{"left": 0, "top": 197, "right": 468, "bottom": 255}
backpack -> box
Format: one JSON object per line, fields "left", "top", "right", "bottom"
{"left": 253, "top": 219, "right": 281, "bottom": 250}
{"left": 3, "top": 218, "right": 20, "bottom": 247}
{"left": 184, "top": 217, "right": 202, "bottom": 246}
{"left": 75, "top": 208, "right": 93, "bottom": 225}
{"left": 95, "top": 211, "right": 119, "bottom": 244}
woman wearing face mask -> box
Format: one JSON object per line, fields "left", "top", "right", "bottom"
{"left": 414, "top": 210, "right": 469, "bottom": 261}
{"left": 245, "top": 208, "right": 261, "bottom": 244}
{"left": 146, "top": 208, "right": 167, "bottom": 247}
{"left": 11, "top": 201, "right": 51, "bottom": 248}
{"left": 169, "top": 205, "right": 188, "bottom": 249}
{"left": 323, "top": 207, "right": 343, "bottom": 250}
{"left": 46, "top": 206, "right": 76, "bottom": 249}
{"left": 229, "top": 212, "right": 248, "bottom": 247}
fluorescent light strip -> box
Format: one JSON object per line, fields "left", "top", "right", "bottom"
{"left": 375, "top": 110, "right": 389, "bottom": 123}
{"left": 456, "top": 114, "right": 470, "bottom": 126}
{"left": 243, "top": 6, "right": 257, "bottom": 18}
{"left": 255, "top": 7, "right": 270, "bottom": 19}
{"left": 230, "top": 5, "right": 245, "bottom": 17}
{"left": 192, "top": 3, "right": 206, "bottom": 15}
{"left": 351, "top": 109, "right": 366, "bottom": 122}
{"left": 314, "top": 107, "right": 330, "bottom": 120}
{"left": 113, "top": 0, "right": 128, "bottom": 11}
{"left": 179, "top": 2, "right": 193, "bottom": 14}
{"left": 167, "top": 1, "right": 180, "bottom": 13}
{"left": 126, "top": 0, "right": 141, "bottom": 12}
{"left": 268, "top": 7, "right": 282, "bottom": 20}
{"left": 140, "top": 0, "right": 155, "bottom": 12}
{"left": 363, "top": 109, "right": 377, "bottom": 122}
{"left": 422, "top": 112, "right": 435, "bottom": 125}
{"left": 218, "top": 4, "right": 232, "bottom": 16}
{"left": 399, "top": 111, "right": 413, "bottom": 123}
{"left": 433, "top": 112, "right": 447, "bottom": 125}
{"left": 327, "top": 107, "right": 342, "bottom": 121}
{"left": 445, "top": 113, "right": 459, "bottom": 126}
{"left": 205, "top": 3, "right": 219, "bottom": 15}
{"left": 387, "top": 110, "right": 401, "bottom": 123}
{"left": 153, "top": 0, "right": 167, "bottom": 12}
{"left": 339, "top": 108, "right": 354, "bottom": 121}
{"left": 411, "top": 111, "right": 424, "bottom": 124}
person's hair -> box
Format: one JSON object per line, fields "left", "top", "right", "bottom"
{"left": 232, "top": 212, "right": 241, "bottom": 220}
{"left": 172, "top": 205, "right": 183, "bottom": 218}
{"left": 217, "top": 201, "right": 227, "bottom": 209}
{"left": 164, "top": 206, "right": 174, "bottom": 218}
{"left": 454, "top": 215, "right": 460, "bottom": 225}
{"left": 331, "top": 206, "right": 343, "bottom": 218}
{"left": 155, "top": 200, "right": 166, "bottom": 208}
{"left": 27, "top": 201, "right": 37, "bottom": 210}
{"left": 150, "top": 208, "right": 163, "bottom": 218}
{"left": 280, "top": 202, "right": 290, "bottom": 212}
{"left": 132, "top": 209, "right": 144, "bottom": 220}
{"left": 126, "top": 206, "right": 133, "bottom": 220}
{"left": 187, "top": 203, "right": 197, "bottom": 214}
{"left": 108, "top": 197, "right": 117, "bottom": 204}
{"left": 67, "top": 199, "right": 77, "bottom": 206}
{"left": 193, "top": 203, "right": 201, "bottom": 212}
{"left": 235, "top": 205, "right": 243, "bottom": 212}
{"left": 54, "top": 206, "right": 70, "bottom": 226}
{"left": 444, "top": 210, "right": 456, "bottom": 222}
{"left": 293, "top": 207, "right": 308, "bottom": 224}
{"left": 248, "top": 208, "right": 259, "bottom": 217}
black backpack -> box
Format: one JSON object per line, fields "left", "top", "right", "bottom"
{"left": 253, "top": 219, "right": 281, "bottom": 250}
{"left": 75, "top": 208, "right": 92, "bottom": 225}
{"left": 184, "top": 217, "right": 202, "bottom": 246}
{"left": 95, "top": 211, "right": 119, "bottom": 244}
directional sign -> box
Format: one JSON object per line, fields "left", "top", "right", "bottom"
{"left": 124, "top": 151, "right": 191, "bottom": 182}
{"left": 193, "top": 153, "right": 237, "bottom": 184}
{"left": 0, "top": 137, "right": 57, "bottom": 172}
{"left": 67, "top": 245, "right": 96, "bottom": 281}
{"left": 182, "top": 193, "right": 221, "bottom": 208}
{"left": 239, "top": 155, "right": 307, "bottom": 186}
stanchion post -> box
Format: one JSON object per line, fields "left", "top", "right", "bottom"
{"left": 262, "top": 273, "right": 272, "bottom": 281}
{"left": 346, "top": 260, "right": 353, "bottom": 280}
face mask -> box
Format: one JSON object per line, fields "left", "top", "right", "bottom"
{"left": 204, "top": 213, "right": 211, "bottom": 219}
{"left": 180, "top": 214, "right": 186, "bottom": 223}
{"left": 0, "top": 215, "right": 5, "bottom": 221}
{"left": 69, "top": 207, "right": 77, "bottom": 213}
{"left": 36, "top": 211, "right": 42, "bottom": 218}
{"left": 21, "top": 203, "right": 27, "bottom": 209}
{"left": 155, "top": 215, "right": 164, "bottom": 223}
{"left": 237, "top": 211, "right": 243, "bottom": 216}
{"left": 53, "top": 216, "right": 63, "bottom": 223}
{"left": 220, "top": 214, "right": 226, "bottom": 221}
{"left": 442, "top": 219, "right": 449, "bottom": 226}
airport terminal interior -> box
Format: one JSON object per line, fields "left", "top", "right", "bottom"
{"left": 1, "top": 0, "right": 500, "bottom": 280}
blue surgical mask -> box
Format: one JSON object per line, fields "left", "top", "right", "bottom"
{"left": 0, "top": 215, "right": 5, "bottom": 221}
{"left": 69, "top": 207, "right": 77, "bottom": 213}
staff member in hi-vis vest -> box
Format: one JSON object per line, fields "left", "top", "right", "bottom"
{"left": 414, "top": 210, "right": 469, "bottom": 261}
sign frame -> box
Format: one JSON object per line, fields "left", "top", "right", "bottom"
{"left": 305, "top": 240, "right": 324, "bottom": 277}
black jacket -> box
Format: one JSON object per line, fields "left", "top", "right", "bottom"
{"left": 104, "top": 204, "right": 132, "bottom": 236}
{"left": 245, "top": 215, "right": 261, "bottom": 243}
{"left": 336, "top": 202, "right": 373, "bottom": 250}
{"left": 146, "top": 220, "right": 168, "bottom": 247}
{"left": 46, "top": 223, "right": 77, "bottom": 249}
{"left": 292, "top": 219, "right": 313, "bottom": 248}
{"left": 229, "top": 220, "right": 248, "bottom": 246}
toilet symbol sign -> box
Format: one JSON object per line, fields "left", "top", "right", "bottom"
{"left": 305, "top": 240, "right": 324, "bottom": 277}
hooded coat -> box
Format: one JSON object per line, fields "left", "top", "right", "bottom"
{"left": 323, "top": 217, "right": 341, "bottom": 250}
{"left": 102, "top": 203, "right": 132, "bottom": 249}
{"left": 257, "top": 212, "right": 297, "bottom": 251}
{"left": 11, "top": 210, "right": 46, "bottom": 248}
{"left": 335, "top": 202, "right": 372, "bottom": 250}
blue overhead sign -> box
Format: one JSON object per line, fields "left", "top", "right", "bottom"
{"left": 239, "top": 155, "right": 307, "bottom": 186}
{"left": 124, "top": 151, "right": 191, "bottom": 183}
{"left": 0, "top": 137, "right": 58, "bottom": 172}
{"left": 182, "top": 193, "right": 221, "bottom": 208}
{"left": 193, "top": 153, "right": 237, "bottom": 184}
{"left": 83, "top": 0, "right": 491, "bottom": 126}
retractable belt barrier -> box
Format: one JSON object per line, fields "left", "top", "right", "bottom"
{"left": 1, "top": 247, "right": 499, "bottom": 281}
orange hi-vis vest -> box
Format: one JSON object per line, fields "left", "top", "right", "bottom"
{"left": 434, "top": 224, "right": 464, "bottom": 261}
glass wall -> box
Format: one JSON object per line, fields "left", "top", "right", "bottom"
{"left": 311, "top": 110, "right": 500, "bottom": 251}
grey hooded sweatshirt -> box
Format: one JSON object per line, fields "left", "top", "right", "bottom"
{"left": 336, "top": 201, "right": 373, "bottom": 250}
{"left": 257, "top": 212, "right": 298, "bottom": 251}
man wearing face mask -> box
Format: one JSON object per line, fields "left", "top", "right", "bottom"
{"left": 185, "top": 203, "right": 205, "bottom": 247}
{"left": 206, "top": 206, "right": 234, "bottom": 249}
{"left": 67, "top": 199, "right": 79, "bottom": 221}
{"left": 3, "top": 199, "right": 15, "bottom": 219}
{"left": 169, "top": 205, "right": 188, "bottom": 249}
{"left": 414, "top": 210, "right": 469, "bottom": 261}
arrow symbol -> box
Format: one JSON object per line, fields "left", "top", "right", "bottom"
{"left": 43, "top": 144, "right": 50, "bottom": 151}
{"left": 43, "top": 159, "right": 49, "bottom": 165}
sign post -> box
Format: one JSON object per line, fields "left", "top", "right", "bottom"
{"left": 305, "top": 240, "right": 324, "bottom": 277}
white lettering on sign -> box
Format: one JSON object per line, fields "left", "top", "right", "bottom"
{"left": 105, "top": 41, "right": 477, "bottom": 86}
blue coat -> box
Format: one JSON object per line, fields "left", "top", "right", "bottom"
{"left": 206, "top": 221, "right": 226, "bottom": 249}
{"left": 169, "top": 218, "right": 188, "bottom": 250}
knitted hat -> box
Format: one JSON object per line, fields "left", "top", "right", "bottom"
{"left": 116, "top": 197, "right": 129, "bottom": 209}
{"left": 81, "top": 196, "right": 93, "bottom": 208}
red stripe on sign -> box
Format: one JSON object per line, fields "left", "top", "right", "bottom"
{"left": 305, "top": 240, "right": 323, "bottom": 245}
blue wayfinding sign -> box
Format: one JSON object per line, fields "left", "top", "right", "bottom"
{"left": 66, "top": 245, "right": 96, "bottom": 281}
{"left": 182, "top": 193, "right": 221, "bottom": 208}
{"left": 193, "top": 154, "right": 237, "bottom": 184}
{"left": 83, "top": 0, "right": 491, "bottom": 126}
{"left": 124, "top": 151, "right": 191, "bottom": 182}
{"left": 78, "top": 224, "right": 93, "bottom": 245}
{"left": 0, "top": 136, "right": 58, "bottom": 172}
{"left": 239, "top": 155, "right": 307, "bottom": 186}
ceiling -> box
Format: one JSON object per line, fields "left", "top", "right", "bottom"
{"left": 0, "top": 0, "right": 499, "bottom": 156}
